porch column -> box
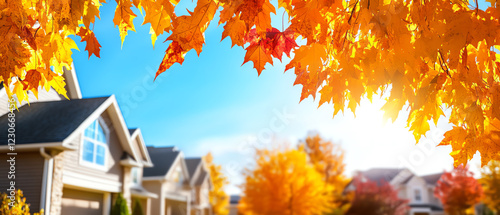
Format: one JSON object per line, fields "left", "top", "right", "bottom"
{"left": 166, "top": 204, "right": 172, "bottom": 215}
{"left": 49, "top": 151, "right": 64, "bottom": 215}
{"left": 103, "top": 192, "right": 111, "bottom": 215}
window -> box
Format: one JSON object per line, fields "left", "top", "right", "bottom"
{"left": 81, "top": 118, "right": 108, "bottom": 169}
{"left": 173, "top": 166, "right": 184, "bottom": 185}
{"left": 131, "top": 167, "right": 140, "bottom": 185}
{"left": 414, "top": 189, "right": 422, "bottom": 202}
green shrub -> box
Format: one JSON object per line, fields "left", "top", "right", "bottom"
{"left": 0, "top": 189, "right": 43, "bottom": 215}
{"left": 110, "top": 193, "right": 129, "bottom": 215}
{"left": 132, "top": 199, "right": 144, "bottom": 215}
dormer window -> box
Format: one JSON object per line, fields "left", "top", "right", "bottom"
{"left": 81, "top": 118, "right": 109, "bottom": 169}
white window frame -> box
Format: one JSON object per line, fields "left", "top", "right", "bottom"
{"left": 414, "top": 188, "right": 423, "bottom": 202}
{"left": 173, "top": 166, "right": 184, "bottom": 185}
{"left": 131, "top": 167, "right": 141, "bottom": 186}
{"left": 79, "top": 117, "right": 110, "bottom": 171}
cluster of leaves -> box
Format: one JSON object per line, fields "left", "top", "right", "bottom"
{"left": 435, "top": 165, "right": 483, "bottom": 215}
{"left": 0, "top": 0, "right": 92, "bottom": 102}
{"left": 238, "top": 147, "right": 332, "bottom": 215}
{"left": 480, "top": 160, "right": 500, "bottom": 213}
{"left": 345, "top": 177, "right": 408, "bottom": 215}
{"left": 5, "top": 0, "right": 500, "bottom": 166}
{"left": 111, "top": 193, "right": 130, "bottom": 215}
{"left": 239, "top": 135, "right": 349, "bottom": 215}
{"left": 299, "top": 134, "right": 350, "bottom": 213}
{"left": 204, "top": 153, "right": 229, "bottom": 215}
{"left": 0, "top": 190, "right": 43, "bottom": 215}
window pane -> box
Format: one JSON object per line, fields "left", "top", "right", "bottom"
{"left": 84, "top": 120, "right": 96, "bottom": 138}
{"left": 131, "top": 167, "right": 139, "bottom": 184}
{"left": 96, "top": 145, "right": 106, "bottom": 166}
{"left": 415, "top": 190, "right": 421, "bottom": 201}
{"left": 83, "top": 140, "right": 94, "bottom": 162}
{"left": 96, "top": 122, "right": 106, "bottom": 143}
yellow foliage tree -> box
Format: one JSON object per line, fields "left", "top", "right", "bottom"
{"left": 480, "top": 160, "right": 500, "bottom": 213}
{"left": 0, "top": 190, "right": 43, "bottom": 215}
{"left": 299, "top": 134, "right": 350, "bottom": 214}
{"left": 239, "top": 147, "right": 331, "bottom": 215}
{"left": 204, "top": 153, "right": 229, "bottom": 215}
{"left": 4, "top": 0, "right": 500, "bottom": 166}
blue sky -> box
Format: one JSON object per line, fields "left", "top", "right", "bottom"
{"left": 71, "top": 1, "right": 485, "bottom": 193}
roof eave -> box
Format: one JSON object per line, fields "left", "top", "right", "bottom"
{"left": 0, "top": 142, "right": 74, "bottom": 152}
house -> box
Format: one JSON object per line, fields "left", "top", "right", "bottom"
{"left": 0, "top": 65, "right": 218, "bottom": 215}
{"left": 0, "top": 71, "right": 159, "bottom": 215}
{"left": 185, "top": 158, "right": 212, "bottom": 215}
{"left": 142, "top": 146, "right": 192, "bottom": 215}
{"left": 128, "top": 128, "right": 159, "bottom": 214}
{"left": 350, "top": 168, "right": 445, "bottom": 215}
{"left": 228, "top": 195, "right": 240, "bottom": 215}
{"left": 0, "top": 66, "right": 217, "bottom": 215}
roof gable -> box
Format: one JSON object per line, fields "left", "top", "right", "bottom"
{"left": 143, "top": 146, "right": 180, "bottom": 177}
{"left": 0, "top": 95, "right": 142, "bottom": 163}
{"left": 129, "top": 128, "right": 153, "bottom": 167}
{"left": 185, "top": 158, "right": 202, "bottom": 178}
{"left": 0, "top": 97, "right": 108, "bottom": 145}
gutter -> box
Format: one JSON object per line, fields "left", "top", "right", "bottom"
{"left": 39, "top": 147, "right": 53, "bottom": 214}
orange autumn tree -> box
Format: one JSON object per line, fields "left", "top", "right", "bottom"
{"left": 3, "top": 0, "right": 500, "bottom": 166}
{"left": 204, "top": 153, "right": 229, "bottom": 215}
{"left": 299, "top": 134, "right": 349, "bottom": 213}
{"left": 480, "top": 160, "right": 500, "bottom": 213}
{"left": 434, "top": 165, "right": 483, "bottom": 215}
{"left": 239, "top": 147, "right": 331, "bottom": 215}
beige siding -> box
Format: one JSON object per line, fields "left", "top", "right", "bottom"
{"left": 143, "top": 180, "right": 164, "bottom": 215}
{"left": 0, "top": 87, "right": 65, "bottom": 116}
{"left": 0, "top": 151, "right": 44, "bottom": 212}
{"left": 0, "top": 93, "right": 10, "bottom": 116}
{"left": 199, "top": 180, "right": 210, "bottom": 206}
{"left": 229, "top": 205, "right": 239, "bottom": 215}
{"left": 131, "top": 137, "right": 144, "bottom": 163}
{"left": 62, "top": 111, "right": 124, "bottom": 188}
{"left": 61, "top": 188, "right": 103, "bottom": 215}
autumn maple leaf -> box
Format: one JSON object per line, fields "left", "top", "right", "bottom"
{"left": 77, "top": 27, "right": 102, "bottom": 59}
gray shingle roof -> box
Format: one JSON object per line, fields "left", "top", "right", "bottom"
{"left": 185, "top": 158, "right": 202, "bottom": 178}
{"left": 143, "top": 146, "right": 180, "bottom": 177}
{"left": 421, "top": 173, "right": 443, "bottom": 185}
{"left": 0, "top": 97, "right": 109, "bottom": 145}
{"left": 361, "top": 168, "right": 405, "bottom": 185}
{"left": 128, "top": 128, "right": 137, "bottom": 136}
{"left": 230, "top": 195, "right": 240, "bottom": 204}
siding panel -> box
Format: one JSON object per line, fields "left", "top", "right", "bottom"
{"left": 0, "top": 151, "right": 45, "bottom": 212}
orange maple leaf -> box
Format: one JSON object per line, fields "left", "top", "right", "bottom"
{"left": 77, "top": 27, "right": 101, "bottom": 59}
{"left": 155, "top": 41, "right": 186, "bottom": 79}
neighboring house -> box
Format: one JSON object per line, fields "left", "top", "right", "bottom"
{"left": 0, "top": 66, "right": 213, "bottom": 215}
{"left": 228, "top": 195, "right": 240, "bottom": 215}
{"left": 349, "top": 168, "right": 445, "bottom": 215}
{"left": 185, "top": 158, "right": 212, "bottom": 215}
{"left": 142, "top": 146, "right": 192, "bottom": 215}
{"left": 128, "top": 128, "right": 158, "bottom": 215}
{"left": 0, "top": 93, "right": 158, "bottom": 215}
